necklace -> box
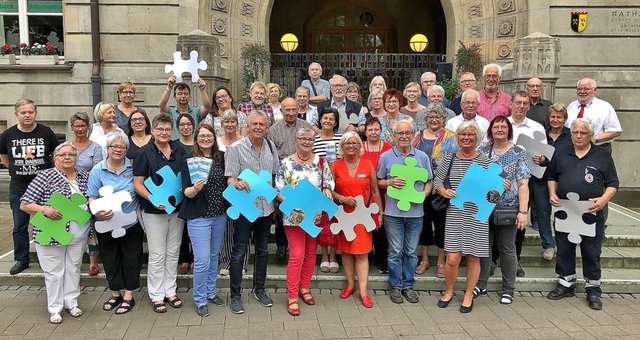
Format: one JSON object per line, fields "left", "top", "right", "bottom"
{"left": 345, "top": 158, "right": 359, "bottom": 170}
{"left": 365, "top": 140, "right": 382, "bottom": 153}
{"left": 297, "top": 152, "right": 311, "bottom": 162}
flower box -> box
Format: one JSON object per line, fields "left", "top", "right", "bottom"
{"left": 19, "top": 55, "right": 59, "bottom": 65}
{"left": 0, "top": 54, "right": 17, "bottom": 65}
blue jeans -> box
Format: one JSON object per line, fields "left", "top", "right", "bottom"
{"left": 229, "top": 214, "right": 272, "bottom": 298}
{"left": 188, "top": 215, "right": 227, "bottom": 307}
{"left": 532, "top": 179, "right": 555, "bottom": 249}
{"left": 10, "top": 191, "right": 30, "bottom": 265}
{"left": 384, "top": 215, "right": 423, "bottom": 289}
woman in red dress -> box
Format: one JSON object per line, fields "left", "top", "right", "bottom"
{"left": 332, "top": 132, "right": 384, "bottom": 308}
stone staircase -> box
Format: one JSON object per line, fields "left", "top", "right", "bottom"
{"left": 1, "top": 203, "right": 640, "bottom": 294}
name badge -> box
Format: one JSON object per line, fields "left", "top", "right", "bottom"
{"left": 357, "top": 174, "right": 367, "bottom": 178}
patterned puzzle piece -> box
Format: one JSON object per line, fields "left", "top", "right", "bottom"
{"left": 337, "top": 110, "right": 360, "bottom": 133}
{"left": 89, "top": 186, "right": 137, "bottom": 238}
{"left": 279, "top": 179, "right": 339, "bottom": 237}
{"left": 330, "top": 195, "right": 379, "bottom": 241}
{"left": 223, "top": 169, "right": 277, "bottom": 222}
{"left": 164, "top": 50, "right": 208, "bottom": 83}
{"left": 516, "top": 130, "right": 555, "bottom": 179}
{"left": 144, "top": 165, "right": 184, "bottom": 214}
{"left": 553, "top": 192, "right": 596, "bottom": 244}
{"left": 451, "top": 162, "right": 505, "bottom": 223}
{"left": 31, "top": 192, "right": 91, "bottom": 245}
{"left": 387, "top": 157, "right": 429, "bottom": 211}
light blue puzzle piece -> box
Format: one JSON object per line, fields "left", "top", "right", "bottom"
{"left": 279, "top": 179, "right": 339, "bottom": 237}
{"left": 451, "top": 162, "right": 504, "bottom": 223}
{"left": 223, "top": 169, "right": 277, "bottom": 222}
{"left": 144, "top": 165, "right": 184, "bottom": 214}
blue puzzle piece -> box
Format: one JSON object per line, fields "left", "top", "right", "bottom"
{"left": 451, "top": 162, "right": 504, "bottom": 223}
{"left": 279, "top": 179, "right": 339, "bottom": 237}
{"left": 144, "top": 165, "right": 183, "bottom": 214}
{"left": 31, "top": 192, "right": 91, "bottom": 245}
{"left": 223, "top": 169, "right": 277, "bottom": 222}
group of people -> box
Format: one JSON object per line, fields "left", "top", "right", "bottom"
{"left": 0, "top": 61, "right": 622, "bottom": 323}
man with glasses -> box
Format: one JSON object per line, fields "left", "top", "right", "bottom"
{"left": 445, "top": 89, "right": 490, "bottom": 140}
{"left": 478, "top": 64, "right": 511, "bottom": 122}
{"left": 450, "top": 72, "right": 477, "bottom": 115}
{"left": 0, "top": 98, "right": 60, "bottom": 275}
{"left": 295, "top": 86, "right": 319, "bottom": 132}
{"left": 546, "top": 118, "right": 618, "bottom": 311}
{"left": 377, "top": 121, "right": 432, "bottom": 304}
{"left": 566, "top": 78, "right": 622, "bottom": 154}
{"left": 159, "top": 75, "right": 212, "bottom": 139}
{"left": 525, "top": 77, "right": 551, "bottom": 130}
{"left": 418, "top": 72, "right": 451, "bottom": 108}
{"left": 237, "top": 81, "right": 275, "bottom": 126}
{"left": 316, "top": 75, "right": 363, "bottom": 133}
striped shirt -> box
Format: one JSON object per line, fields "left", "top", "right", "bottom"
{"left": 312, "top": 133, "right": 342, "bottom": 161}
{"left": 224, "top": 136, "right": 280, "bottom": 217}
{"left": 268, "top": 118, "right": 311, "bottom": 160}
{"left": 20, "top": 168, "right": 91, "bottom": 246}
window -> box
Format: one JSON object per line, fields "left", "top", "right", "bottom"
{"left": 0, "top": 0, "right": 63, "bottom": 54}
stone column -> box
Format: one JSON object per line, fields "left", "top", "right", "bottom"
{"left": 175, "top": 30, "right": 231, "bottom": 99}
{"left": 512, "top": 32, "right": 561, "bottom": 101}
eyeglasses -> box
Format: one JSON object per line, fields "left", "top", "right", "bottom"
{"left": 215, "top": 94, "right": 229, "bottom": 100}
{"left": 344, "top": 142, "right": 360, "bottom": 147}
{"left": 459, "top": 133, "right": 477, "bottom": 138}
{"left": 109, "top": 145, "right": 127, "bottom": 151}
{"left": 55, "top": 153, "right": 77, "bottom": 158}
{"left": 394, "top": 131, "right": 412, "bottom": 136}
{"left": 427, "top": 116, "right": 442, "bottom": 121}
{"left": 386, "top": 100, "right": 400, "bottom": 104}
{"left": 154, "top": 127, "right": 172, "bottom": 134}
{"left": 371, "top": 97, "right": 383, "bottom": 101}
{"left": 178, "top": 122, "right": 193, "bottom": 128}
{"left": 571, "top": 131, "right": 590, "bottom": 136}
{"left": 131, "top": 117, "right": 145, "bottom": 123}
{"left": 120, "top": 91, "right": 135, "bottom": 95}
{"left": 297, "top": 137, "right": 314, "bottom": 144}
{"left": 331, "top": 84, "right": 346, "bottom": 88}
{"left": 484, "top": 74, "right": 500, "bottom": 79}
{"left": 197, "top": 134, "right": 215, "bottom": 140}
{"left": 577, "top": 87, "right": 594, "bottom": 92}
{"left": 460, "top": 79, "right": 476, "bottom": 84}
{"left": 462, "top": 101, "right": 478, "bottom": 106}
{"left": 71, "top": 124, "right": 88, "bottom": 129}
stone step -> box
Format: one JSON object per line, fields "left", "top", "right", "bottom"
{"left": 2, "top": 260, "right": 640, "bottom": 294}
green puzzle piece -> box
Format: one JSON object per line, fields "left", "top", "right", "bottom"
{"left": 31, "top": 192, "right": 91, "bottom": 245}
{"left": 388, "top": 157, "right": 429, "bottom": 211}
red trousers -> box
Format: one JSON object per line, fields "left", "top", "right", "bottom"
{"left": 285, "top": 226, "right": 318, "bottom": 299}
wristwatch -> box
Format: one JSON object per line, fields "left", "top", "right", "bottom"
{"left": 595, "top": 136, "right": 600, "bottom": 143}
{"left": 518, "top": 210, "right": 528, "bottom": 215}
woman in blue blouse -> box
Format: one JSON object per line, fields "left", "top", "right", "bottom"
{"left": 179, "top": 123, "right": 228, "bottom": 317}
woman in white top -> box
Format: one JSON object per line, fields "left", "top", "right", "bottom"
{"left": 89, "top": 102, "right": 124, "bottom": 158}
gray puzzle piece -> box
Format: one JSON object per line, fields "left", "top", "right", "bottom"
{"left": 337, "top": 110, "right": 359, "bottom": 134}
{"left": 515, "top": 130, "right": 555, "bottom": 179}
{"left": 553, "top": 192, "right": 596, "bottom": 244}
{"left": 330, "top": 195, "right": 379, "bottom": 241}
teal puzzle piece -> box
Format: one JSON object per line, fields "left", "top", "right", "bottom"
{"left": 450, "top": 162, "right": 504, "bottom": 223}
{"left": 223, "top": 169, "right": 277, "bottom": 222}
{"left": 144, "top": 165, "right": 184, "bottom": 214}
{"left": 279, "top": 179, "right": 339, "bottom": 237}
{"left": 387, "top": 157, "right": 429, "bottom": 211}
{"left": 31, "top": 192, "right": 91, "bottom": 245}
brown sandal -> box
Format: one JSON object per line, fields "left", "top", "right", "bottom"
{"left": 299, "top": 291, "right": 315, "bottom": 305}
{"left": 287, "top": 300, "right": 300, "bottom": 316}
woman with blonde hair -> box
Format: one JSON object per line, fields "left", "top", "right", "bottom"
{"left": 267, "top": 82, "right": 283, "bottom": 123}
{"left": 400, "top": 82, "right": 426, "bottom": 119}
{"left": 90, "top": 102, "right": 125, "bottom": 157}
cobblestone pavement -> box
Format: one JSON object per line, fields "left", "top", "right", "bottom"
{"left": 0, "top": 286, "right": 638, "bottom": 339}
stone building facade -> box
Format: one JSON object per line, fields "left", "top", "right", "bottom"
{"left": 0, "top": 0, "right": 638, "bottom": 189}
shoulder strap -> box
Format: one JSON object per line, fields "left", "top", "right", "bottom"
{"left": 445, "top": 153, "right": 455, "bottom": 178}
{"left": 309, "top": 79, "right": 318, "bottom": 96}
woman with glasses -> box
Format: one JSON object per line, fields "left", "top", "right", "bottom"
{"left": 382, "top": 89, "right": 414, "bottom": 145}
{"left": 400, "top": 82, "right": 426, "bottom": 119}
{"left": 126, "top": 110, "right": 152, "bottom": 161}
{"left": 369, "top": 76, "right": 387, "bottom": 93}
{"left": 204, "top": 87, "right": 247, "bottom": 137}
{"left": 275, "top": 127, "right": 335, "bottom": 315}
{"left": 358, "top": 89, "right": 389, "bottom": 140}
{"left": 346, "top": 82, "right": 363, "bottom": 104}
{"left": 174, "top": 114, "right": 195, "bottom": 275}
{"left": 87, "top": 133, "right": 142, "bottom": 315}
{"left": 412, "top": 104, "right": 457, "bottom": 278}
{"left": 133, "top": 113, "right": 186, "bottom": 313}
{"left": 20, "top": 142, "right": 90, "bottom": 324}
{"left": 332, "top": 132, "right": 383, "bottom": 308}
{"left": 115, "top": 81, "right": 147, "bottom": 134}
{"left": 69, "top": 112, "right": 103, "bottom": 276}
{"left": 180, "top": 123, "right": 228, "bottom": 317}
{"left": 90, "top": 102, "right": 125, "bottom": 158}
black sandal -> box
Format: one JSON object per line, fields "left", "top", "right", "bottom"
{"left": 165, "top": 296, "right": 183, "bottom": 308}
{"left": 115, "top": 298, "right": 136, "bottom": 315}
{"left": 103, "top": 295, "right": 123, "bottom": 311}
{"left": 152, "top": 301, "right": 167, "bottom": 313}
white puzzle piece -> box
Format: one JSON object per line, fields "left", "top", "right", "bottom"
{"left": 553, "top": 192, "right": 596, "bottom": 244}
{"left": 164, "top": 50, "right": 208, "bottom": 83}
{"left": 330, "top": 195, "right": 379, "bottom": 241}
{"left": 337, "top": 110, "right": 360, "bottom": 134}
{"left": 89, "top": 186, "right": 138, "bottom": 238}
{"left": 515, "top": 130, "right": 555, "bottom": 179}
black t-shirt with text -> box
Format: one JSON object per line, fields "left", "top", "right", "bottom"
{"left": 0, "top": 124, "right": 60, "bottom": 193}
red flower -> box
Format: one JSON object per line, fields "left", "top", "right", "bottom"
{"left": 19, "top": 43, "right": 27, "bottom": 48}
{"left": 1, "top": 44, "right": 10, "bottom": 52}
{"left": 45, "top": 42, "right": 55, "bottom": 52}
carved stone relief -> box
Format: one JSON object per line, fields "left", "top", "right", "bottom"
{"left": 212, "top": 17, "right": 228, "bottom": 35}
{"left": 241, "top": 24, "right": 253, "bottom": 37}
{"left": 497, "top": 0, "right": 515, "bottom": 14}
{"left": 241, "top": 2, "right": 255, "bottom": 17}
{"left": 497, "top": 16, "right": 516, "bottom": 37}
{"left": 468, "top": 24, "right": 484, "bottom": 39}
{"left": 467, "top": 3, "right": 483, "bottom": 19}
{"left": 212, "top": 0, "right": 229, "bottom": 12}
{"left": 498, "top": 44, "right": 511, "bottom": 59}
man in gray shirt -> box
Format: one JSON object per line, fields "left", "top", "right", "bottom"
{"left": 301, "top": 62, "right": 331, "bottom": 104}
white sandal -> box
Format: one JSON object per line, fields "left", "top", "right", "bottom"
{"left": 49, "top": 312, "right": 62, "bottom": 324}
{"left": 329, "top": 262, "right": 340, "bottom": 273}
{"left": 320, "top": 261, "right": 330, "bottom": 273}
{"left": 68, "top": 306, "right": 83, "bottom": 317}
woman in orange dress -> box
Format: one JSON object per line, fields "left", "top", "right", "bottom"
{"left": 332, "top": 131, "right": 384, "bottom": 308}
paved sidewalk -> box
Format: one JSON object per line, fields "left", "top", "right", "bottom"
{"left": 0, "top": 286, "right": 638, "bottom": 339}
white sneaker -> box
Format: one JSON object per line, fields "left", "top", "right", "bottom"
{"left": 543, "top": 248, "right": 556, "bottom": 261}
{"left": 219, "top": 268, "right": 229, "bottom": 276}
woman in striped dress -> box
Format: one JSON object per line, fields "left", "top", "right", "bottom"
{"left": 432, "top": 121, "right": 496, "bottom": 314}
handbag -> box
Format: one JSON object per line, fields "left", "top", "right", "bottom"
{"left": 315, "top": 157, "right": 336, "bottom": 246}
{"left": 491, "top": 206, "right": 519, "bottom": 226}
{"left": 431, "top": 154, "right": 455, "bottom": 212}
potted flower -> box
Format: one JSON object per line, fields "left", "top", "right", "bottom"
{"left": 18, "top": 42, "right": 59, "bottom": 65}
{"left": 0, "top": 43, "right": 17, "bottom": 65}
